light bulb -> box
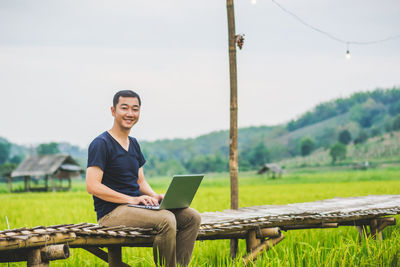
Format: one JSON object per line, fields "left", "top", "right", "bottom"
{"left": 345, "top": 50, "right": 351, "bottom": 59}
{"left": 251, "top": 0, "right": 257, "bottom": 5}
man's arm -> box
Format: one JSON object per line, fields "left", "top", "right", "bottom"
{"left": 137, "top": 167, "right": 164, "bottom": 203}
{"left": 86, "top": 166, "right": 158, "bottom": 206}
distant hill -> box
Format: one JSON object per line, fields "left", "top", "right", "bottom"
{"left": 278, "top": 131, "right": 400, "bottom": 169}
{"left": 140, "top": 87, "right": 400, "bottom": 175}
{"left": 1, "top": 87, "right": 400, "bottom": 175}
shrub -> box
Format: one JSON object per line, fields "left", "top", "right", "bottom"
{"left": 300, "top": 137, "right": 315, "bottom": 156}
{"left": 330, "top": 143, "right": 347, "bottom": 164}
{"left": 393, "top": 115, "right": 400, "bottom": 131}
{"left": 338, "top": 130, "right": 352, "bottom": 145}
{"left": 354, "top": 131, "right": 368, "bottom": 145}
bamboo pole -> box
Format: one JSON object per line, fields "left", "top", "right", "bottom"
{"left": 69, "top": 236, "right": 153, "bottom": 248}
{"left": 226, "top": 0, "right": 239, "bottom": 258}
{"left": 226, "top": 0, "right": 238, "bottom": 211}
{"left": 0, "top": 233, "right": 76, "bottom": 251}
{"left": 259, "top": 227, "right": 281, "bottom": 238}
{"left": 281, "top": 223, "right": 338, "bottom": 230}
{"left": 41, "top": 244, "right": 70, "bottom": 261}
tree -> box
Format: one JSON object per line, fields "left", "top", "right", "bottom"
{"left": 239, "top": 143, "right": 270, "bottom": 170}
{"left": 392, "top": 115, "right": 400, "bottom": 131}
{"left": 0, "top": 163, "right": 17, "bottom": 177}
{"left": 36, "top": 142, "right": 60, "bottom": 155}
{"left": 330, "top": 143, "right": 346, "bottom": 164}
{"left": 9, "top": 154, "right": 24, "bottom": 164}
{"left": 338, "top": 130, "right": 352, "bottom": 145}
{"left": 354, "top": 131, "right": 368, "bottom": 145}
{"left": 350, "top": 98, "right": 384, "bottom": 128}
{"left": 0, "top": 142, "right": 11, "bottom": 164}
{"left": 388, "top": 100, "right": 400, "bottom": 116}
{"left": 316, "top": 127, "right": 337, "bottom": 149}
{"left": 247, "top": 142, "right": 270, "bottom": 167}
{"left": 300, "top": 137, "right": 315, "bottom": 156}
{"left": 370, "top": 126, "right": 380, "bottom": 137}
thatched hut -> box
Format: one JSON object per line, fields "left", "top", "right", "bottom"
{"left": 10, "top": 154, "right": 83, "bottom": 192}
{"left": 257, "top": 163, "right": 283, "bottom": 178}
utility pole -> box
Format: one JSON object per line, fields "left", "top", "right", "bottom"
{"left": 226, "top": 0, "right": 239, "bottom": 258}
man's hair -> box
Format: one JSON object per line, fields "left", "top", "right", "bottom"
{"left": 113, "top": 90, "right": 141, "bottom": 107}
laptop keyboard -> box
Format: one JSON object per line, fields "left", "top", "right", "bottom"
{"left": 144, "top": 205, "right": 160, "bottom": 209}
{"left": 128, "top": 204, "right": 160, "bottom": 210}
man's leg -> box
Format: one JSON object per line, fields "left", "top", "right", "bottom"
{"left": 171, "top": 208, "right": 201, "bottom": 267}
{"left": 98, "top": 205, "right": 177, "bottom": 267}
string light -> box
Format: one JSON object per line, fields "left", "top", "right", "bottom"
{"left": 271, "top": 0, "right": 400, "bottom": 57}
{"left": 345, "top": 43, "right": 351, "bottom": 59}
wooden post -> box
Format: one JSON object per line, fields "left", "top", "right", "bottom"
{"left": 370, "top": 219, "right": 378, "bottom": 240}
{"left": 45, "top": 175, "right": 49, "bottom": 191}
{"left": 246, "top": 230, "right": 261, "bottom": 253}
{"left": 243, "top": 234, "right": 285, "bottom": 265}
{"left": 27, "top": 248, "right": 49, "bottom": 267}
{"left": 376, "top": 217, "right": 396, "bottom": 240}
{"left": 226, "top": 0, "right": 239, "bottom": 258}
{"left": 24, "top": 176, "right": 30, "bottom": 192}
{"left": 108, "top": 246, "right": 130, "bottom": 267}
{"left": 51, "top": 176, "right": 55, "bottom": 192}
{"left": 7, "top": 176, "right": 12, "bottom": 192}
{"left": 356, "top": 225, "right": 368, "bottom": 243}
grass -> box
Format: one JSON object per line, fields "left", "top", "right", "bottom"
{"left": 1, "top": 167, "right": 400, "bottom": 266}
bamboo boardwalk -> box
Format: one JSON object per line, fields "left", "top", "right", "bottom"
{"left": 1, "top": 195, "right": 399, "bottom": 266}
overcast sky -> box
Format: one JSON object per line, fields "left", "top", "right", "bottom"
{"left": 0, "top": 0, "right": 399, "bottom": 148}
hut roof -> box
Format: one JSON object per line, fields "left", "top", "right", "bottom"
{"left": 11, "top": 154, "right": 83, "bottom": 177}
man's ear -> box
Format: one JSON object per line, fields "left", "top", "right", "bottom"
{"left": 111, "top": 106, "right": 116, "bottom": 117}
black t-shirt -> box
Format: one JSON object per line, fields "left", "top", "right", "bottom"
{"left": 87, "top": 131, "right": 146, "bottom": 221}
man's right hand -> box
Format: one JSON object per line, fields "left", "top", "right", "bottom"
{"left": 130, "top": 195, "right": 159, "bottom": 206}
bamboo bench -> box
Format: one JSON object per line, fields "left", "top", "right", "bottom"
{"left": 1, "top": 195, "right": 399, "bottom": 266}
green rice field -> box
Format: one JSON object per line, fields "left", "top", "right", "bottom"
{"left": 1, "top": 167, "right": 400, "bottom": 266}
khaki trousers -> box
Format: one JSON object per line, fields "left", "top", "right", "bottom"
{"left": 98, "top": 205, "right": 201, "bottom": 267}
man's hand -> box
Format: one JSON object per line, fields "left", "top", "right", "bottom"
{"left": 154, "top": 194, "right": 164, "bottom": 203}
{"left": 130, "top": 195, "right": 159, "bottom": 206}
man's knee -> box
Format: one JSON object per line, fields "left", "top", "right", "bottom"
{"left": 189, "top": 208, "right": 201, "bottom": 227}
{"left": 158, "top": 210, "right": 177, "bottom": 234}
{"left": 181, "top": 208, "right": 201, "bottom": 229}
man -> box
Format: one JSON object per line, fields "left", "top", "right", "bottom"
{"left": 86, "top": 90, "right": 201, "bottom": 267}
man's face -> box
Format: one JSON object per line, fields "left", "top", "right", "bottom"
{"left": 111, "top": 96, "right": 140, "bottom": 130}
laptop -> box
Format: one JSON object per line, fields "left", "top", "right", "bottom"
{"left": 128, "top": 174, "right": 204, "bottom": 210}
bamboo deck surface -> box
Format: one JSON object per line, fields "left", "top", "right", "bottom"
{"left": 201, "top": 194, "right": 400, "bottom": 229}
{"left": 1, "top": 195, "right": 399, "bottom": 251}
